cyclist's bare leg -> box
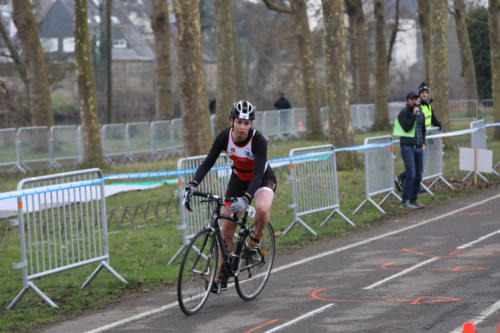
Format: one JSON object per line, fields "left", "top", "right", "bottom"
{"left": 252, "top": 188, "right": 274, "bottom": 244}
{"left": 213, "top": 205, "right": 237, "bottom": 286}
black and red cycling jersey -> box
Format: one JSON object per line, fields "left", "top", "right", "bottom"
{"left": 192, "top": 127, "right": 270, "bottom": 197}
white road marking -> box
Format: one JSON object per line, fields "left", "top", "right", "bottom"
{"left": 85, "top": 193, "right": 500, "bottom": 333}
{"left": 363, "top": 228, "right": 500, "bottom": 289}
{"left": 449, "top": 299, "right": 500, "bottom": 333}
{"left": 261, "top": 304, "right": 335, "bottom": 333}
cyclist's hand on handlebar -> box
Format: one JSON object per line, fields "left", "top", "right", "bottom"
{"left": 229, "top": 194, "right": 251, "bottom": 214}
{"left": 184, "top": 181, "right": 197, "bottom": 212}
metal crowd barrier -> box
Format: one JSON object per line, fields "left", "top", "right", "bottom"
{"left": 284, "top": 144, "right": 354, "bottom": 237}
{"left": 168, "top": 154, "right": 231, "bottom": 264}
{"left": 150, "top": 120, "right": 172, "bottom": 158}
{"left": 101, "top": 123, "right": 128, "bottom": 163}
{"left": 170, "top": 118, "right": 184, "bottom": 154}
{"left": 421, "top": 127, "right": 454, "bottom": 194}
{"left": 0, "top": 128, "right": 17, "bottom": 170}
{"left": 15, "top": 126, "right": 51, "bottom": 172}
{"left": 462, "top": 119, "right": 493, "bottom": 182}
{"left": 125, "top": 121, "right": 151, "bottom": 161}
{"left": 353, "top": 135, "right": 401, "bottom": 214}
{"left": 449, "top": 99, "right": 478, "bottom": 120}
{"left": 48, "top": 125, "right": 80, "bottom": 169}
{"left": 7, "top": 168, "right": 126, "bottom": 309}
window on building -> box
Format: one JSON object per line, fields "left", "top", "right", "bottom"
{"left": 41, "top": 38, "right": 58, "bottom": 52}
{"left": 112, "top": 38, "right": 127, "bottom": 48}
{"left": 63, "top": 37, "right": 75, "bottom": 53}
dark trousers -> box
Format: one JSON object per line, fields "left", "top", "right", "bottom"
{"left": 400, "top": 145, "right": 424, "bottom": 203}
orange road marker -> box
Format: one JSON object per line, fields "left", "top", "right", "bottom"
{"left": 381, "top": 261, "right": 484, "bottom": 272}
{"left": 462, "top": 322, "right": 475, "bottom": 333}
{"left": 310, "top": 288, "right": 461, "bottom": 305}
{"left": 245, "top": 318, "right": 280, "bottom": 333}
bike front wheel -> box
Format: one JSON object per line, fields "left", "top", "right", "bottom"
{"left": 177, "top": 228, "right": 218, "bottom": 315}
{"left": 235, "top": 222, "right": 275, "bottom": 301}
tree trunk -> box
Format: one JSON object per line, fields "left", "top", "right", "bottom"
{"left": 292, "top": 0, "right": 322, "bottom": 138}
{"left": 74, "top": 0, "right": 105, "bottom": 167}
{"left": 321, "top": 0, "right": 356, "bottom": 165}
{"left": 173, "top": 0, "right": 212, "bottom": 155}
{"left": 387, "top": 0, "right": 400, "bottom": 66}
{"left": 214, "top": 0, "right": 236, "bottom": 133}
{"left": 105, "top": 0, "right": 113, "bottom": 124}
{"left": 371, "top": 0, "right": 390, "bottom": 131}
{"left": 152, "top": 0, "right": 173, "bottom": 120}
{"left": 12, "top": 0, "right": 53, "bottom": 127}
{"left": 345, "top": 0, "right": 370, "bottom": 104}
{"left": 232, "top": 24, "right": 248, "bottom": 100}
{"left": 489, "top": 0, "right": 500, "bottom": 139}
{"left": 347, "top": 11, "right": 358, "bottom": 104}
{"left": 418, "top": 0, "right": 431, "bottom": 84}
{"left": 430, "top": 0, "right": 450, "bottom": 133}
{"left": 454, "top": 0, "right": 479, "bottom": 101}
{"left": 262, "top": 0, "right": 322, "bottom": 138}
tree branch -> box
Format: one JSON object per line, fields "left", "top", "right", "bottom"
{"left": 387, "top": 0, "right": 400, "bottom": 66}
{"left": 0, "top": 18, "right": 29, "bottom": 90}
{"left": 262, "top": 0, "right": 294, "bottom": 14}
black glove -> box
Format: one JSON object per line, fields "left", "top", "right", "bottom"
{"left": 229, "top": 194, "right": 251, "bottom": 214}
{"left": 184, "top": 181, "right": 197, "bottom": 212}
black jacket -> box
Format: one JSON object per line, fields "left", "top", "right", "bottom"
{"left": 274, "top": 96, "right": 291, "bottom": 110}
{"left": 398, "top": 104, "right": 426, "bottom": 147}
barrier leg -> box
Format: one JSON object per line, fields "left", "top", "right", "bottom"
{"left": 7, "top": 282, "right": 58, "bottom": 309}
{"left": 168, "top": 244, "right": 188, "bottom": 265}
{"left": 81, "top": 261, "right": 127, "bottom": 288}
{"left": 353, "top": 198, "right": 386, "bottom": 215}
{"left": 282, "top": 217, "right": 317, "bottom": 237}
{"left": 420, "top": 182, "right": 434, "bottom": 196}
{"left": 462, "top": 171, "right": 473, "bottom": 181}
{"left": 333, "top": 209, "right": 355, "bottom": 227}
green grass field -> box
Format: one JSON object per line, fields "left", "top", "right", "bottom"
{"left": 0, "top": 123, "right": 499, "bottom": 332}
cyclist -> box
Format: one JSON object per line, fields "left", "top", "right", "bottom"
{"left": 184, "top": 100, "right": 277, "bottom": 291}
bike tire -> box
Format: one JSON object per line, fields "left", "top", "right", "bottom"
{"left": 235, "top": 222, "right": 275, "bottom": 301}
{"left": 177, "top": 228, "right": 218, "bottom": 315}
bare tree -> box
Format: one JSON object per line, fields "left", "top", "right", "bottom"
{"left": 173, "top": 0, "right": 213, "bottom": 155}
{"left": 74, "top": 0, "right": 105, "bottom": 166}
{"left": 387, "top": 0, "right": 400, "bottom": 66}
{"left": 262, "top": 0, "right": 323, "bottom": 138}
{"left": 345, "top": 0, "right": 370, "bottom": 104}
{"left": 12, "top": 0, "right": 53, "bottom": 127}
{"left": 214, "top": 0, "right": 236, "bottom": 133}
{"left": 0, "top": 19, "right": 28, "bottom": 93}
{"left": 371, "top": 0, "right": 390, "bottom": 131}
{"left": 151, "top": 0, "right": 173, "bottom": 120}
{"left": 430, "top": 0, "right": 450, "bottom": 132}
{"left": 418, "top": 0, "right": 431, "bottom": 84}
{"left": 454, "top": 0, "right": 479, "bottom": 101}
{"left": 321, "top": 0, "right": 355, "bottom": 164}
{"left": 489, "top": 0, "right": 500, "bottom": 139}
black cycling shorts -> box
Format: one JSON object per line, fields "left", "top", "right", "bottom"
{"left": 225, "top": 167, "right": 277, "bottom": 198}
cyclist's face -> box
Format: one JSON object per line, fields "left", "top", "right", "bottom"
{"left": 231, "top": 117, "right": 252, "bottom": 141}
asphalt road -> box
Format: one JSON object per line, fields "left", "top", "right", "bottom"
{"left": 40, "top": 185, "right": 500, "bottom": 333}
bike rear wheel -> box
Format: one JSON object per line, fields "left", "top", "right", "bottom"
{"left": 177, "top": 228, "right": 218, "bottom": 315}
{"left": 235, "top": 223, "right": 275, "bottom": 301}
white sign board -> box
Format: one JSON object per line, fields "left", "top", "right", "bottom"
{"left": 459, "top": 148, "right": 493, "bottom": 173}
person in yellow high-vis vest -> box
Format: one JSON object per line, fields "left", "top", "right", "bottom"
{"left": 393, "top": 91, "right": 426, "bottom": 209}
{"left": 417, "top": 82, "right": 441, "bottom": 130}
{"left": 395, "top": 83, "right": 441, "bottom": 193}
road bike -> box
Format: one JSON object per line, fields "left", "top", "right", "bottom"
{"left": 177, "top": 190, "right": 275, "bottom": 315}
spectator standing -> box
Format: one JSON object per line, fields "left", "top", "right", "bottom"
{"left": 209, "top": 97, "right": 216, "bottom": 115}
{"left": 393, "top": 91, "right": 426, "bottom": 208}
{"left": 396, "top": 83, "right": 441, "bottom": 191}
{"left": 274, "top": 93, "right": 291, "bottom": 133}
